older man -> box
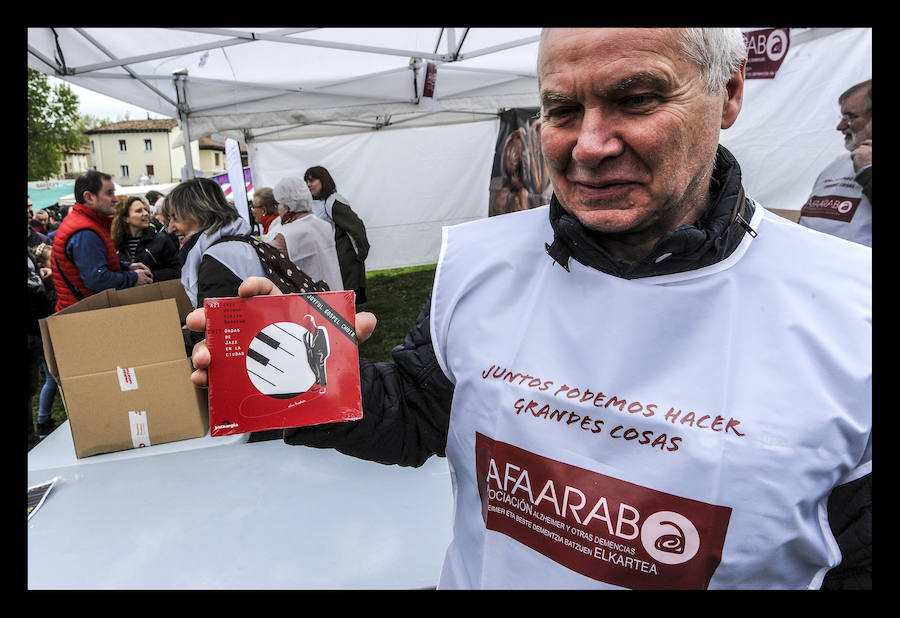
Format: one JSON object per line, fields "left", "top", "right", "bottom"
{"left": 798, "top": 80, "right": 872, "bottom": 246}
{"left": 188, "top": 29, "right": 870, "bottom": 589}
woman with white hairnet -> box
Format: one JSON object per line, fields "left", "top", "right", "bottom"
{"left": 270, "top": 176, "right": 343, "bottom": 293}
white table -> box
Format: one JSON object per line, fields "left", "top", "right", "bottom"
{"left": 28, "top": 422, "right": 454, "bottom": 589}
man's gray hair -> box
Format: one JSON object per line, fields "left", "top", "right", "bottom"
{"left": 538, "top": 28, "right": 747, "bottom": 93}
{"left": 679, "top": 28, "right": 748, "bottom": 92}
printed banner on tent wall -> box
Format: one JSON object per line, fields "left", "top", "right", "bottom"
{"left": 211, "top": 168, "right": 254, "bottom": 201}
{"left": 488, "top": 108, "right": 553, "bottom": 217}
{"left": 743, "top": 28, "right": 790, "bottom": 79}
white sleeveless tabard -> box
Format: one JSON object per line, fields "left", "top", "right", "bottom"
{"left": 430, "top": 204, "right": 871, "bottom": 589}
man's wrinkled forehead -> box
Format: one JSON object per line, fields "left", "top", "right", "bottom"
{"left": 538, "top": 28, "right": 685, "bottom": 103}
{"left": 538, "top": 28, "right": 683, "bottom": 73}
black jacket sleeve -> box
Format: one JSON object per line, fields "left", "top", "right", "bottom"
{"left": 821, "top": 472, "right": 872, "bottom": 589}
{"left": 332, "top": 201, "right": 370, "bottom": 261}
{"left": 145, "top": 232, "right": 182, "bottom": 282}
{"left": 283, "top": 297, "right": 454, "bottom": 467}
{"left": 855, "top": 166, "right": 872, "bottom": 205}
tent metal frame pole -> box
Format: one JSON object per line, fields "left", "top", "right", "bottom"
{"left": 73, "top": 28, "right": 179, "bottom": 108}
{"left": 174, "top": 71, "right": 195, "bottom": 178}
{"left": 455, "top": 35, "right": 540, "bottom": 61}
{"left": 68, "top": 27, "right": 316, "bottom": 75}
{"left": 176, "top": 27, "right": 450, "bottom": 62}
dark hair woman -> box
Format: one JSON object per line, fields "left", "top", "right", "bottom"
{"left": 111, "top": 195, "right": 181, "bottom": 282}
{"left": 303, "top": 166, "right": 371, "bottom": 304}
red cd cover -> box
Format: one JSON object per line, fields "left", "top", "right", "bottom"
{"left": 204, "top": 291, "right": 362, "bottom": 436}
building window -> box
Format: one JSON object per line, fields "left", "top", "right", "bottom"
{"left": 90, "top": 140, "right": 95, "bottom": 153}
{"left": 214, "top": 152, "right": 220, "bottom": 166}
{"left": 146, "top": 165, "right": 155, "bottom": 177}
{"left": 118, "top": 139, "right": 127, "bottom": 152}
{"left": 120, "top": 165, "right": 130, "bottom": 178}
{"left": 144, "top": 138, "right": 153, "bottom": 152}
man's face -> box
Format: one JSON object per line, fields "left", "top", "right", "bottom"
{"left": 539, "top": 29, "right": 743, "bottom": 246}
{"left": 837, "top": 88, "right": 872, "bottom": 152}
{"left": 83, "top": 179, "right": 118, "bottom": 216}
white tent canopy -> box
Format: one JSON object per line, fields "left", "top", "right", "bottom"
{"left": 27, "top": 28, "right": 542, "bottom": 143}
{"left": 28, "top": 27, "right": 872, "bottom": 271}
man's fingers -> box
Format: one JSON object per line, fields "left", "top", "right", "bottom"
{"left": 190, "top": 340, "right": 210, "bottom": 388}
{"left": 190, "top": 368, "right": 209, "bottom": 388}
{"left": 355, "top": 311, "right": 377, "bottom": 343}
{"left": 185, "top": 308, "right": 206, "bottom": 332}
{"left": 239, "top": 276, "right": 281, "bottom": 298}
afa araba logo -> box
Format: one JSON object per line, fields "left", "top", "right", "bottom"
{"left": 765, "top": 29, "right": 789, "bottom": 62}
{"left": 640, "top": 511, "right": 701, "bottom": 565}
{"left": 485, "top": 458, "right": 702, "bottom": 565}
{"left": 743, "top": 28, "right": 789, "bottom": 63}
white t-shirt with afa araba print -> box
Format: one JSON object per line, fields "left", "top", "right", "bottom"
{"left": 430, "top": 203, "right": 871, "bottom": 590}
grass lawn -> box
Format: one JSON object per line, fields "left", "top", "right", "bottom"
{"left": 357, "top": 263, "right": 437, "bottom": 364}
{"left": 30, "top": 264, "right": 437, "bottom": 428}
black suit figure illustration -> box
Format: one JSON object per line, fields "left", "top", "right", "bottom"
{"left": 301, "top": 314, "right": 329, "bottom": 391}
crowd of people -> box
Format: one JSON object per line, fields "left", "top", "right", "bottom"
{"left": 27, "top": 165, "right": 370, "bottom": 448}
{"left": 26, "top": 27, "right": 870, "bottom": 590}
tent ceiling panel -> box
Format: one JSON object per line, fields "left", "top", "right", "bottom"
{"left": 28, "top": 27, "right": 542, "bottom": 138}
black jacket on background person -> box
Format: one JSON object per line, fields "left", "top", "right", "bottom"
{"left": 117, "top": 226, "right": 182, "bottom": 282}
{"left": 282, "top": 146, "right": 870, "bottom": 589}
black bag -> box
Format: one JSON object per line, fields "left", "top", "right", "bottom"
{"left": 213, "top": 235, "right": 330, "bottom": 294}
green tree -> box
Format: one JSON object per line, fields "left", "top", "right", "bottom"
{"left": 27, "top": 68, "right": 82, "bottom": 181}
{"left": 75, "top": 113, "right": 111, "bottom": 149}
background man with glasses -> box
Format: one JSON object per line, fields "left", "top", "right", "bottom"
{"left": 798, "top": 80, "right": 872, "bottom": 246}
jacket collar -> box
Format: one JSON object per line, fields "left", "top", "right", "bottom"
{"left": 180, "top": 217, "right": 251, "bottom": 308}
{"left": 545, "top": 145, "right": 755, "bottom": 279}
{"left": 72, "top": 202, "right": 113, "bottom": 228}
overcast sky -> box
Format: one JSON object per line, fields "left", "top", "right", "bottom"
{"left": 48, "top": 76, "right": 172, "bottom": 122}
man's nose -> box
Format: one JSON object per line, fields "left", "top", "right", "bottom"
{"left": 572, "top": 108, "right": 624, "bottom": 166}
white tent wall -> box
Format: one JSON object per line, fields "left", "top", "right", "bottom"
{"left": 720, "top": 28, "right": 872, "bottom": 214}
{"left": 248, "top": 118, "right": 500, "bottom": 272}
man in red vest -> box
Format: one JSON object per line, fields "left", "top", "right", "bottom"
{"left": 51, "top": 170, "right": 153, "bottom": 312}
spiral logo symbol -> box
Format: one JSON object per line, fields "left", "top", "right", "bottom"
{"left": 640, "top": 511, "right": 701, "bottom": 565}
{"left": 765, "top": 30, "right": 789, "bottom": 62}
{"left": 837, "top": 200, "right": 854, "bottom": 214}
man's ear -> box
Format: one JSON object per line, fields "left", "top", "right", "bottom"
{"left": 721, "top": 60, "right": 745, "bottom": 130}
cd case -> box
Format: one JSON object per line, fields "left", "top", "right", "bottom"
{"left": 204, "top": 291, "right": 362, "bottom": 436}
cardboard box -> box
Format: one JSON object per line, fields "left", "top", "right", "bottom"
{"left": 204, "top": 292, "right": 363, "bottom": 436}
{"left": 39, "top": 279, "right": 209, "bottom": 458}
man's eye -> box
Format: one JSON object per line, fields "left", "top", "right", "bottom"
{"left": 622, "top": 94, "right": 657, "bottom": 106}
{"left": 543, "top": 106, "right": 577, "bottom": 120}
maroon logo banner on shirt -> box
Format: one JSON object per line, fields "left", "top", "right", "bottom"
{"left": 475, "top": 432, "right": 732, "bottom": 589}
{"left": 800, "top": 195, "right": 861, "bottom": 222}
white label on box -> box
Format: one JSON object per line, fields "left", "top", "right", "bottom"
{"left": 128, "top": 410, "right": 151, "bottom": 448}
{"left": 117, "top": 366, "right": 139, "bottom": 391}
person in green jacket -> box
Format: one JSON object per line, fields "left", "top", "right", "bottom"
{"left": 304, "top": 166, "right": 371, "bottom": 304}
